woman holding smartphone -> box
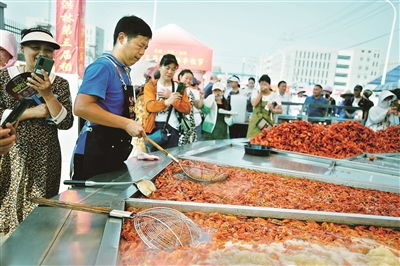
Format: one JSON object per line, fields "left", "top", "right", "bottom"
{"left": 0, "top": 27, "right": 73, "bottom": 235}
{"left": 143, "top": 54, "right": 190, "bottom": 150}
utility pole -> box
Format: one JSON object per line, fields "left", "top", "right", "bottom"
{"left": 0, "top": 2, "right": 6, "bottom": 30}
{"left": 381, "top": 0, "right": 397, "bottom": 85}
{"left": 152, "top": 0, "right": 158, "bottom": 30}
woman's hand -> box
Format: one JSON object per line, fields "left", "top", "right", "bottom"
{"left": 157, "top": 88, "right": 172, "bottom": 99}
{"left": 165, "top": 92, "right": 182, "bottom": 106}
{"left": 27, "top": 70, "right": 52, "bottom": 98}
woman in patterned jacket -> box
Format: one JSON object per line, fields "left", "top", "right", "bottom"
{"left": 0, "top": 28, "right": 73, "bottom": 235}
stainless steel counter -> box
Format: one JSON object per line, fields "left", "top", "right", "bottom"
{"left": 1, "top": 139, "right": 399, "bottom": 265}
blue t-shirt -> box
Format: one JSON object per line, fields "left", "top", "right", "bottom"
{"left": 304, "top": 96, "right": 328, "bottom": 117}
{"left": 75, "top": 53, "right": 131, "bottom": 154}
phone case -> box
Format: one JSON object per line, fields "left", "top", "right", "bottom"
{"left": 176, "top": 82, "right": 186, "bottom": 95}
{"left": 33, "top": 56, "right": 54, "bottom": 79}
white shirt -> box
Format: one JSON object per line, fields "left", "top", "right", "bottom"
{"left": 155, "top": 80, "right": 180, "bottom": 129}
{"left": 274, "top": 92, "right": 291, "bottom": 115}
{"left": 251, "top": 89, "right": 282, "bottom": 105}
{"left": 188, "top": 88, "right": 202, "bottom": 127}
{"left": 289, "top": 95, "right": 305, "bottom": 116}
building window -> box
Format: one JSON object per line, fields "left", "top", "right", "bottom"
{"left": 360, "top": 57, "right": 363, "bottom": 61}
{"left": 359, "top": 66, "right": 362, "bottom": 70}
{"left": 368, "top": 50, "right": 371, "bottom": 53}
{"left": 365, "top": 66, "right": 368, "bottom": 70}
{"left": 337, "top": 55, "right": 351, "bottom": 60}
{"left": 362, "top": 50, "right": 365, "bottom": 53}
{"left": 358, "top": 75, "right": 360, "bottom": 78}
{"left": 335, "top": 73, "right": 348, "bottom": 77}
{"left": 336, "top": 64, "right": 350, "bottom": 69}
{"left": 334, "top": 82, "right": 347, "bottom": 86}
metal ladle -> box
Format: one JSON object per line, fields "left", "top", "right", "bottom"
{"left": 64, "top": 179, "right": 156, "bottom": 197}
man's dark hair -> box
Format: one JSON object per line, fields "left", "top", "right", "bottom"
{"left": 248, "top": 77, "right": 255, "bottom": 82}
{"left": 278, "top": 80, "right": 287, "bottom": 87}
{"left": 354, "top": 85, "right": 363, "bottom": 91}
{"left": 113, "top": 15, "right": 152, "bottom": 45}
{"left": 160, "top": 54, "right": 179, "bottom": 67}
{"left": 178, "top": 69, "right": 193, "bottom": 80}
{"left": 258, "top": 74, "right": 271, "bottom": 84}
{"left": 315, "top": 84, "right": 323, "bottom": 90}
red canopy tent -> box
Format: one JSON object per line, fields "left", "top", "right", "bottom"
{"left": 142, "top": 24, "right": 213, "bottom": 73}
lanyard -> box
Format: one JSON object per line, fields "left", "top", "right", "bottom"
{"left": 103, "top": 56, "right": 136, "bottom": 119}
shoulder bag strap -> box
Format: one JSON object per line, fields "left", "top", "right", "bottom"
{"left": 162, "top": 80, "right": 174, "bottom": 131}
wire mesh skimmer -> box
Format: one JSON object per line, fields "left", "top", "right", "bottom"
{"left": 32, "top": 197, "right": 202, "bottom": 250}
{"left": 146, "top": 137, "right": 228, "bottom": 183}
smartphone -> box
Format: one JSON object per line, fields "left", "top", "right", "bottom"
{"left": 176, "top": 82, "right": 186, "bottom": 95}
{"left": 1, "top": 99, "right": 31, "bottom": 128}
{"left": 33, "top": 56, "right": 54, "bottom": 79}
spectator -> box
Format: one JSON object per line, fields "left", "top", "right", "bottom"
{"left": 323, "top": 86, "right": 336, "bottom": 116}
{"left": 0, "top": 30, "right": 17, "bottom": 70}
{"left": 290, "top": 89, "right": 306, "bottom": 116}
{"left": 0, "top": 27, "right": 73, "bottom": 234}
{"left": 226, "top": 75, "right": 247, "bottom": 138}
{"left": 338, "top": 90, "right": 355, "bottom": 119}
{"left": 274, "top": 80, "right": 290, "bottom": 115}
{"left": 202, "top": 82, "right": 231, "bottom": 140}
{"left": 190, "top": 77, "right": 205, "bottom": 140}
{"left": 358, "top": 89, "right": 374, "bottom": 122}
{"left": 352, "top": 85, "right": 363, "bottom": 120}
{"left": 72, "top": 16, "right": 151, "bottom": 180}
{"left": 247, "top": 74, "right": 282, "bottom": 138}
{"left": 366, "top": 90, "right": 398, "bottom": 130}
{"left": 304, "top": 84, "right": 328, "bottom": 117}
{"left": 0, "top": 123, "right": 16, "bottom": 155}
{"left": 144, "top": 54, "right": 190, "bottom": 149}
{"left": 241, "top": 77, "right": 256, "bottom": 97}
{"left": 225, "top": 75, "right": 240, "bottom": 98}
{"left": 203, "top": 74, "right": 219, "bottom": 98}
{"left": 177, "top": 69, "right": 197, "bottom": 145}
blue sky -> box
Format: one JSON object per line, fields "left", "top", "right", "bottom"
{"left": 3, "top": 0, "right": 399, "bottom": 73}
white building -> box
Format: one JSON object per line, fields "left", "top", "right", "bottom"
{"left": 258, "top": 47, "right": 383, "bottom": 93}
{"left": 334, "top": 49, "right": 382, "bottom": 92}
{"left": 85, "top": 24, "right": 104, "bottom": 66}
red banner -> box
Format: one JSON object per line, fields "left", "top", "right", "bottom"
{"left": 55, "top": 0, "right": 85, "bottom": 77}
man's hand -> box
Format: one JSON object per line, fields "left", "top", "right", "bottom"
{"left": 124, "top": 120, "right": 146, "bottom": 138}
{"left": 0, "top": 123, "right": 17, "bottom": 155}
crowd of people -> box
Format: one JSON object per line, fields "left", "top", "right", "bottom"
{"left": 0, "top": 15, "right": 399, "bottom": 237}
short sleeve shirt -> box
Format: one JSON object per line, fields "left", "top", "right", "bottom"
{"left": 74, "top": 53, "right": 131, "bottom": 154}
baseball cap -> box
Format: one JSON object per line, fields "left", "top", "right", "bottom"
{"left": 323, "top": 86, "right": 333, "bottom": 93}
{"left": 212, "top": 82, "right": 226, "bottom": 91}
{"left": 228, "top": 75, "right": 240, "bottom": 83}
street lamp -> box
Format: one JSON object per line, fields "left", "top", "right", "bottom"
{"left": 381, "top": 0, "right": 397, "bottom": 85}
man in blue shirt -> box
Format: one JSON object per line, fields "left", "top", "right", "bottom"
{"left": 72, "top": 16, "right": 152, "bottom": 180}
{"left": 304, "top": 84, "right": 328, "bottom": 117}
